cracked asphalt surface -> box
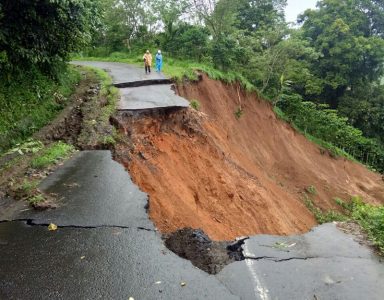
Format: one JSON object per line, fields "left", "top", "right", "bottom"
{"left": 0, "top": 151, "right": 237, "bottom": 300}
{"left": 2, "top": 154, "right": 384, "bottom": 300}
{"left": 72, "top": 61, "right": 189, "bottom": 110}
{"left": 218, "top": 223, "right": 384, "bottom": 300}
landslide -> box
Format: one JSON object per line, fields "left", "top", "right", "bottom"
{"left": 114, "top": 75, "right": 384, "bottom": 241}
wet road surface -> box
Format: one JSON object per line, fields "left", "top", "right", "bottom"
{"left": 2, "top": 153, "right": 383, "bottom": 299}
{"left": 0, "top": 151, "right": 237, "bottom": 300}
{"left": 72, "top": 61, "right": 189, "bottom": 110}
{"left": 218, "top": 223, "right": 384, "bottom": 300}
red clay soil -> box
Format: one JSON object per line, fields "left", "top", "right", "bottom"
{"left": 115, "top": 75, "right": 384, "bottom": 241}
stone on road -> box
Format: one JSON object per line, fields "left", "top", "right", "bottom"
{"left": 72, "top": 61, "right": 189, "bottom": 110}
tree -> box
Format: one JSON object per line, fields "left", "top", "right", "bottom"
{"left": 300, "top": 0, "right": 384, "bottom": 106}
{"left": 236, "top": 0, "right": 287, "bottom": 32}
{"left": 152, "top": 0, "right": 190, "bottom": 47}
{"left": 0, "top": 0, "right": 100, "bottom": 75}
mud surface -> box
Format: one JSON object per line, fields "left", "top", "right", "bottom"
{"left": 164, "top": 228, "right": 246, "bottom": 274}
{"left": 114, "top": 74, "right": 384, "bottom": 241}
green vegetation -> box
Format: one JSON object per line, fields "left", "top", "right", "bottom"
{"left": 0, "top": 67, "right": 81, "bottom": 153}
{"left": 234, "top": 107, "right": 244, "bottom": 120}
{"left": 344, "top": 197, "right": 384, "bottom": 253}
{"left": 28, "top": 194, "right": 45, "bottom": 206}
{"left": 30, "top": 142, "right": 75, "bottom": 169}
{"left": 306, "top": 185, "right": 317, "bottom": 196}
{"left": 0, "top": 0, "right": 99, "bottom": 76}
{"left": 304, "top": 196, "right": 348, "bottom": 224}
{"left": 190, "top": 99, "right": 201, "bottom": 111}
{"left": 278, "top": 90, "right": 384, "bottom": 172}
{"left": 77, "top": 67, "right": 119, "bottom": 148}
{"left": 304, "top": 192, "right": 384, "bottom": 254}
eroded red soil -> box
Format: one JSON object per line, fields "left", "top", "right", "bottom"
{"left": 114, "top": 75, "right": 384, "bottom": 240}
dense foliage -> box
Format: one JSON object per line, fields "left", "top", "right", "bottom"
{"left": 0, "top": 0, "right": 100, "bottom": 76}
{"left": 0, "top": 0, "right": 101, "bottom": 152}
{"left": 0, "top": 67, "right": 81, "bottom": 153}
{"left": 279, "top": 87, "right": 384, "bottom": 172}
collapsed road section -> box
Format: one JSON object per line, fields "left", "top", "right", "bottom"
{"left": 2, "top": 61, "right": 382, "bottom": 299}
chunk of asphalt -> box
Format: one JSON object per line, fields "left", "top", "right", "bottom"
{"left": 164, "top": 228, "right": 247, "bottom": 275}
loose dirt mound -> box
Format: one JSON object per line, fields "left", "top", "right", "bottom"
{"left": 114, "top": 75, "right": 384, "bottom": 241}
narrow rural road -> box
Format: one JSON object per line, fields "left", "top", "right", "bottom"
{"left": 73, "top": 61, "right": 189, "bottom": 110}
{"left": 1, "top": 61, "right": 383, "bottom": 300}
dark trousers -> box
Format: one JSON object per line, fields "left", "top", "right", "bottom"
{"left": 145, "top": 66, "right": 151, "bottom": 73}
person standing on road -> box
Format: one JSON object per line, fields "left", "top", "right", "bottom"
{"left": 143, "top": 50, "right": 152, "bottom": 74}
{"left": 156, "top": 50, "right": 163, "bottom": 73}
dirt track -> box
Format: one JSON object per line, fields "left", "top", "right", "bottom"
{"left": 114, "top": 75, "right": 384, "bottom": 240}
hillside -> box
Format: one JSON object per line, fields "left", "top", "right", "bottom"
{"left": 115, "top": 75, "right": 384, "bottom": 241}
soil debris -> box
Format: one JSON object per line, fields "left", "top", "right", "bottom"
{"left": 114, "top": 74, "right": 384, "bottom": 241}
{"left": 164, "top": 228, "right": 246, "bottom": 274}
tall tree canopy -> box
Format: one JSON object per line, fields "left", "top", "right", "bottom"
{"left": 300, "top": 0, "right": 384, "bottom": 105}
{"left": 0, "top": 0, "right": 100, "bottom": 75}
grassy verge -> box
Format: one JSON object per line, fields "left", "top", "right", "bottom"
{"left": 1, "top": 66, "right": 119, "bottom": 209}
{"left": 77, "top": 67, "right": 119, "bottom": 148}
{"left": 2, "top": 139, "right": 76, "bottom": 208}
{"left": 0, "top": 66, "right": 81, "bottom": 153}
{"left": 303, "top": 191, "right": 384, "bottom": 254}
{"left": 30, "top": 142, "right": 75, "bottom": 169}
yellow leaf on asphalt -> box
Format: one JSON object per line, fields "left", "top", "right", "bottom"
{"left": 48, "top": 223, "right": 58, "bottom": 231}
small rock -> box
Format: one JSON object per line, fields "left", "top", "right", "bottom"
{"left": 48, "top": 223, "right": 58, "bottom": 231}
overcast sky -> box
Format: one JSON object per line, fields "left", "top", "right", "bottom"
{"left": 285, "top": 0, "right": 318, "bottom": 23}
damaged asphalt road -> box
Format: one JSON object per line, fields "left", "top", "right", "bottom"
{"left": 1, "top": 62, "right": 384, "bottom": 299}
{"left": 217, "top": 223, "right": 384, "bottom": 300}
{"left": 72, "top": 61, "right": 189, "bottom": 110}
{"left": 1, "top": 150, "right": 384, "bottom": 300}
{"left": 0, "top": 151, "right": 238, "bottom": 300}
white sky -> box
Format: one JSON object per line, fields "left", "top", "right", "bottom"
{"left": 285, "top": 0, "right": 318, "bottom": 23}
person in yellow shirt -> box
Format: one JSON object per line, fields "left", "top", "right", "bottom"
{"left": 143, "top": 50, "right": 153, "bottom": 74}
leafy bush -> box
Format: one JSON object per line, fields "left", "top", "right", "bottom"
{"left": 190, "top": 100, "right": 200, "bottom": 111}
{"left": 278, "top": 89, "right": 384, "bottom": 173}
{"left": 0, "top": 66, "right": 80, "bottom": 153}
{"left": 341, "top": 196, "right": 384, "bottom": 253}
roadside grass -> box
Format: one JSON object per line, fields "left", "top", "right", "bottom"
{"left": 30, "top": 141, "right": 75, "bottom": 169}
{"left": 0, "top": 66, "right": 81, "bottom": 154}
{"left": 304, "top": 192, "right": 384, "bottom": 254}
{"left": 1, "top": 139, "right": 76, "bottom": 206}
{"left": 1, "top": 66, "right": 118, "bottom": 208}
{"left": 77, "top": 66, "right": 119, "bottom": 148}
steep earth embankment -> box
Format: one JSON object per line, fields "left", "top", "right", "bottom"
{"left": 114, "top": 75, "right": 384, "bottom": 241}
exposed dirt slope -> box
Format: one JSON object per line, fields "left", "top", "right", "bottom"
{"left": 115, "top": 75, "right": 384, "bottom": 241}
